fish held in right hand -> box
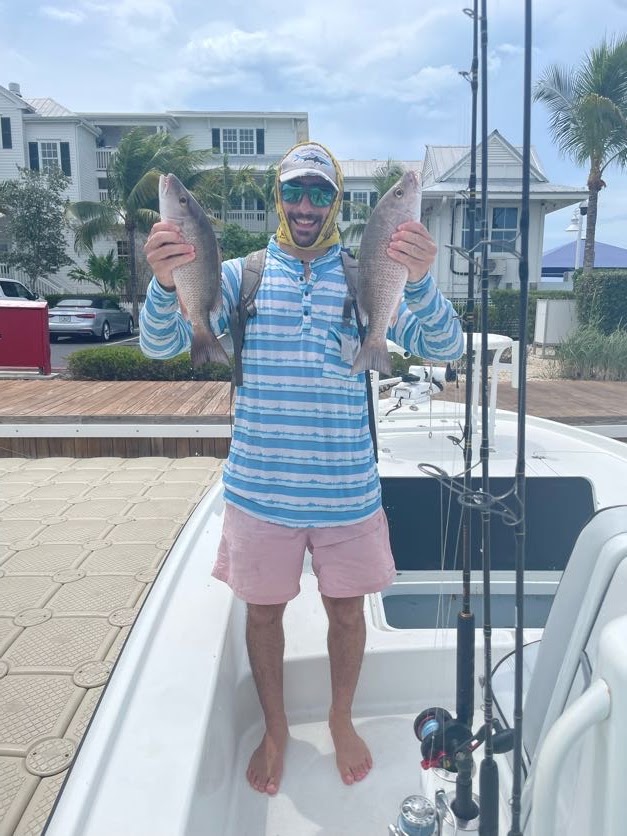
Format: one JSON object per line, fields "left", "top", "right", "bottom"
{"left": 158, "top": 173, "right": 230, "bottom": 369}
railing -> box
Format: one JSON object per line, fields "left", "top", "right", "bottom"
{"left": 224, "top": 210, "right": 271, "bottom": 233}
{"left": 99, "top": 190, "right": 109, "bottom": 202}
{"left": 0, "top": 262, "right": 65, "bottom": 296}
{"left": 96, "top": 148, "right": 116, "bottom": 171}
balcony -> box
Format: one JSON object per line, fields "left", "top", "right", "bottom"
{"left": 224, "top": 210, "right": 276, "bottom": 233}
{"left": 96, "top": 148, "right": 116, "bottom": 171}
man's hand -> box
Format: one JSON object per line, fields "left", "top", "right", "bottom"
{"left": 144, "top": 221, "right": 195, "bottom": 290}
{"left": 387, "top": 220, "right": 437, "bottom": 284}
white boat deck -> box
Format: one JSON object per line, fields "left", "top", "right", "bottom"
{"left": 0, "top": 456, "right": 222, "bottom": 835}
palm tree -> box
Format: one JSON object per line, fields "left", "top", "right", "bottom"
{"left": 66, "top": 128, "right": 211, "bottom": 321}
{"left": 194, "top": 154, "right": 262, "bottom": 225}
{"left": 341, "top": 160, "right": 406, "bottom": 250}
{"left": 255, "top": 164, "right": 278, "bottom": 234}
{"left": 533, "top": 36, "right": 627, "bottom": 272}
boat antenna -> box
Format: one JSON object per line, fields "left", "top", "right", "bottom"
{"left": 508, "top": 1, "right": 532, "bottom": 833}
{"left": 455, "top": 0, "right": 480, "bottom": 735}
{"left": 477, "top": 0, "right": 499, "bottom": 831}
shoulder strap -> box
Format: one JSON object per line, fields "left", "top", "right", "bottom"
{"left": 339, "top": 249, "right": 379, "bottom": 462}
{"left": 230, "top": 248, "right": 267, "bottom": 388}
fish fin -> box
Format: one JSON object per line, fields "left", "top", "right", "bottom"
{"left": 191, "top": 328, "right": 231, "bottom": 369}
{"left": 350, "top": 339, "right": 392, "bottom": 375}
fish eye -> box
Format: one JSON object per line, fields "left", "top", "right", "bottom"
{"left": 179, "top": 196, "right": 188, "bottom": 205}
{"left": 394, "top": 188, "right": 404, "bottom": 197}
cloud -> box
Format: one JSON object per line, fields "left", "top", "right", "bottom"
{"left": 41, "top": 6, "right": 85, "bottom": 23}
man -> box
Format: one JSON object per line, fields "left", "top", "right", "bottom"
{"left": 141, "top": 141, "right": 463, "bottom": 796}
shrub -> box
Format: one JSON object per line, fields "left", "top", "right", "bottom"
{"left": 554, "top": 325, "right": 627, "bottom": 381}
{"left": 67, "top": 346, "right": 233, "bottom": 381}
{"left": 573, "top": 269, "right": 627, "bottom": 334}
{"left": 220, "top": 224, "right": 271, "bottom": 260}
{"left": 487, "top": 289, "right": 574, "bottom": 341}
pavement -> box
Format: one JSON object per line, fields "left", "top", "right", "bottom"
{"left": 0, "top": 455, "right": 222, "bottom": 835}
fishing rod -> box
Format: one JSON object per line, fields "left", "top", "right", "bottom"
{"left": 508, "top": 1, "right": 532, "bottom": 833}
{"left": 477, "top": 0, "right": 499, "bottom": 832}
{"left": 455, "top": 0, "right": 479, "bottom": 736}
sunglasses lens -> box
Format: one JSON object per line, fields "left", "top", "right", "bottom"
{"left": 281, "top": 183, "right": 335, "bottom": 206}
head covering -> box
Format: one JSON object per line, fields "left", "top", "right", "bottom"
{"left": 275, "top": 141, "right": 344, "bottom": 250}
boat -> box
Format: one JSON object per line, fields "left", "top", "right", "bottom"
{"left": 41, "top": 328, "right": 627, "bottom": 836}
{"left": 45, "top": 2, "right": 627, "bottom": 832}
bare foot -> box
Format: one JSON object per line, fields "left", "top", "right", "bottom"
{"left": 329, "top": 711, "right": 373, "bottom": 785}
{"left": 246, "top": 728, "right": 288, "bottom": 795}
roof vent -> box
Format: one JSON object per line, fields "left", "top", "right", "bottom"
{"left": 8, "top": 82, "right": 22, "bottom": 97}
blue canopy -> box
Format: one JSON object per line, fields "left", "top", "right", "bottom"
{"left": 543, "top": 240, "right": 627, "bottom": 273}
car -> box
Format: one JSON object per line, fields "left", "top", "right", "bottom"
{"left": 48, "top": 297, "right": 134, "bottom": 342}
{"left": 0, "top": 277, "right": 41, "bottom": 301}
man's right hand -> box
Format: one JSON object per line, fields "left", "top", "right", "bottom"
{"left": 144, "top": 221, "right": 195, "bottom": 290}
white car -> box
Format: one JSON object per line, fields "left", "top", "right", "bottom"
{"left": 0, "top": 278, "right": 40, "bottom": 301}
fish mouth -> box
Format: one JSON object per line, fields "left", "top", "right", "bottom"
{"left": 159, "top": 173, "right": 172, "bottom": 197}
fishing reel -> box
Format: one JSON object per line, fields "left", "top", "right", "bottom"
{"left": 414, "top": 707, "right": 514, "bottom": 772}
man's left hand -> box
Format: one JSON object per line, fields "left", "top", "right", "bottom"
{"left": 387, "top": 221, "right": 437, "bottom": 284}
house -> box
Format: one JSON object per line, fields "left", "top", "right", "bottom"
{"left": 1, "top": 83, "right": 587, "bottom": 299}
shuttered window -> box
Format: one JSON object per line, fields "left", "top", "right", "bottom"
{"left": 212, "top": 127, "right": 265, "bottom": 155}
{"left": 0, "top": 117, "right": 12, "bottom": 149}
{"left": 28, "top": 141, "right": 72, "bottom": 176}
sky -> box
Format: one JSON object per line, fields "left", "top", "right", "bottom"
{"left": 1, "top": 0, "right": 627, "bottom": 251}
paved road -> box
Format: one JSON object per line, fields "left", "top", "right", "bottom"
{"left": 51, "top": 333, "right": 139, "bottom": 370}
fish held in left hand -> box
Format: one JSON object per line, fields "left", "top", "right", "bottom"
{"left": 158, "top": 173, "right": 230, "bottom": 369}
{"left": 351, "top": 170, "right": 422, "bottom": 375}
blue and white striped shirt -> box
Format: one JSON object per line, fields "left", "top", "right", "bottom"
{"left": 140, "top": 236, "right": 463, "bottom": 527}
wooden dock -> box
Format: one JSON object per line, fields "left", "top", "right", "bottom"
{"left": 0, "top": 377, "right": 625, "bottom": 458}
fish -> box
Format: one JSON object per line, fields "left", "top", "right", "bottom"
{"left": 351, "top": 170, "right": 422, "bottom": 376}
{"left": 158, "top": 173, "right": 230, "bottom": 369}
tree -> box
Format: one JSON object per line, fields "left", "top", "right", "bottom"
{"left": 0, "top": 166, "right": 72, "bottom": 288}
{"left": 255, "top": 165, "right": 278, "bottom": 234}
{"left": 66, "top": 128, "right": 211, "bottom": 322}
{"left": 194, "top": 154, "right": 261, "bottom": 223}
{"left": 341, "top": 160, "right": 406, "bottom": 249}
{"left": 67, "top": 249, "right": 128, "bottom": 293}
{"left": 533, "top": 36, "right": 627, "bottom": 272}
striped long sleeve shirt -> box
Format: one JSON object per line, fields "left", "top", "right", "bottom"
{"left": 140, "top": 236, "right": 463, "bottom": 527}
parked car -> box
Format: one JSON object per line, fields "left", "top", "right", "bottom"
{"left": 0, "top": 278, "right": 40, "bottom": 301}
{"left": 48, "top": 297, "right": 134, "bottom": 342}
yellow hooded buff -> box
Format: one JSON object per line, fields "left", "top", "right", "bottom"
{"left": 275, "top": 141, "right": 344, "bottom": 250}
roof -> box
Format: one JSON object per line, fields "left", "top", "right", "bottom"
{"left": 338, "top": 160, "right": 423, "bottom": 179}
{"left": 0, "top": 84, "right": 35, "bottom": 112}
{"left": 543, "top": 240, "right": 627, "bottom": 270}
{"left": 26, "top": 97, "right": 76, "bottom": 118}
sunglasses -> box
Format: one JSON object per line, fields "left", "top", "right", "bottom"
{"left": 280, "top": 182, "right": 336, "bottom": 207}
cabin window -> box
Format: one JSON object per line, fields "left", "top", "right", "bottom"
{"left": 29, "top": 141, "right": 72, "bottom": 176}
{"left": 491, "top": 207, "right": 518, "bottom": 253}
{"left": 349, "top": 191, "right": 369, "bottom": 220}
{"left": 461, "top": 204, "right": 484, "bottom": 252}
{"left": 117, "top": 240, "right": 130, "bottom": 269}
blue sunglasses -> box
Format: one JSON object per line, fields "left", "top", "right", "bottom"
{"left": 280, "top": 182, "right": 336, "bottom": 207}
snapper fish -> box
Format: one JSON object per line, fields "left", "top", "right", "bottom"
{"left": 158, "top": 173, "right": 229, "bottom": 369}
{"left": 351, "top": 170, "right": 422, "bottom": 376}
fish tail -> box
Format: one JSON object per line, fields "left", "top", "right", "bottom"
{"left": 190, "top": 327, "right": 230, "bottom": 369}
{"left": 351, "top": 339, "right": 392, "bottom": 375}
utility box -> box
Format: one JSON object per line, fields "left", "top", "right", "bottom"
{"left": 534, "top": 299, "right": 578, "bottom": 356}
{"left": 0, "top": 300, "right": 51, "bottom": 375}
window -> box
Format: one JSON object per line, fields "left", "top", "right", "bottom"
{"left": 461, "top": 204, "right": 484, "bottom": 252}
{"left": 28, "top": 141, "right": 72, "bottom": 176}
{"left": 212, "top": 127, "right": 264, "bottom": 156}
{"left": 1, "top": 116, "right": 12, "bottom": 149}
{"left": 117, "top": 240, "right": 130, "bottom": 269}
{"left": 491, "top": 207, "right": 518, "bottom": 253}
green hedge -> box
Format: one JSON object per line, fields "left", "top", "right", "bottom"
{"left": 573, "top": 269, "right": 627, "bottom": 334}
{"left": 67, "top": 346, "right": 232, "bottom": 381}
{"left": 487, "top": 289, "right": 574, "bottom": 341}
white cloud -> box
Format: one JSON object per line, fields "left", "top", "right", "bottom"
{"left": 41, "top": 6, "right": 86, "bottom": 24}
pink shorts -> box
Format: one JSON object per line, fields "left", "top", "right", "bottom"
{"left": 212, "top": 503, "right": 397, "bottom": 605}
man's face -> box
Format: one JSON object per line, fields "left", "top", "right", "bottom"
{"left": 280, "top": 176, "right": 336, "bottom": 248}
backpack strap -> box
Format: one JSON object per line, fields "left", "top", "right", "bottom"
{"left": 339, "top": 249, "right": 378, "bottom": 462}
{"left": 230, "top": 248, "right": 267, "bottom": 388}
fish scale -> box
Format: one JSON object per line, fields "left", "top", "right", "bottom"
{"left": 351, "top": 170, "right": 422, "bottom": 375}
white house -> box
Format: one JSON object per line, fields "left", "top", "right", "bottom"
{"left": 0, "top": 82, "right": 587, "bottom": 299}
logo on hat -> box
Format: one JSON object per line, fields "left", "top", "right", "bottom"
{"left": 279, "top": 143, "right": 338, "bottom": 191}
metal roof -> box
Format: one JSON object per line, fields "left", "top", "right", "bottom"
{"left": 338, "top": 160, "right": 423, "bottom": 179}
{"left": 26, "top": 97, "right": 76, "bottom": 118}
{"left": 543, "top": 240, "right": 627, "bottom": 269}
